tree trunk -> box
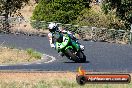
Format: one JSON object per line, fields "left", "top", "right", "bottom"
{"left": 3, "top": 1, "right": 10, "bottom": 33}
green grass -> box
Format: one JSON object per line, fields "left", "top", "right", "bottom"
{"left": 0, "top": 79, "right": 131, "bottom": 88}
{"left": 26, "top": 48, "right": 42, "bottom": 60}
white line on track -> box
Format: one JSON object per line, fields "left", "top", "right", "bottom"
{"left": 42, "top": 54, "right": 56, "bottom": 63}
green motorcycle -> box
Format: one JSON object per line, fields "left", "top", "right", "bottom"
{"left": 53, "top": 32, "right": 86, "bottom": 63}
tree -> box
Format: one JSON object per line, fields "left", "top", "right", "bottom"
{"left": 32, "top": 0, "right": 91, "bottom": 24}
{"left": 102, "top": 0, "right": 132, "bottom": 30}
{"left": 0, "top": 0, "right": 29, "bottom": 33}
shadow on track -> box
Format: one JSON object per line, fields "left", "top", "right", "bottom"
{"left": 64, "top": 61, "right": 90, "bottom": 63}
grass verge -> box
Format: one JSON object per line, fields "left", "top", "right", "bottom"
{"left": 0, "top": 46, "right": 42, "bottom": 65}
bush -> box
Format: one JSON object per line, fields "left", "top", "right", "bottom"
{"left": 31, "top": 0, "right": 91, "bottom": 24}
{"left": 76, "top": 8, "right": 108, "bottom": 27}
{"left": 76, "top": 8, "right": 126, "bottom": 29}
{"left": 101, "top": 0, "right": 132, "bottom": 30}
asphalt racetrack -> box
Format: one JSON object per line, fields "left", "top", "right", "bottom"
{"left": 0, "top": 33, "right": 132, "bottom": 72}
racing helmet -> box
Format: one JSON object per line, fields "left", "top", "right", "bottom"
{"left": 48, "top": 22, "right": 59, "bottom": 32}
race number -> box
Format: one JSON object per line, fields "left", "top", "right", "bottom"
{"left": 64, "top": 38, "right": 68, "bottom": 42}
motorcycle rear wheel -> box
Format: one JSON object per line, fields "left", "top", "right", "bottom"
{"left": 76, "top": 51, "right": 86, "bottom": 63}
{"left": 65, "top": 49, "right": 86, "bottom": 63}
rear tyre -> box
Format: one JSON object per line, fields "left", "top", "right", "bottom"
{"left": 77, "top": 51, "right": 86, "bottom": 63}
{"left": 65, "top": 49, "right": 78, "bottom": 62}
{"left": 65, "top": 49, "right": 86, "bottom": 63}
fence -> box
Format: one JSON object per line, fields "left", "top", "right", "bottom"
{"left": 0, "top": 16, "right": 132, "bottom": 44}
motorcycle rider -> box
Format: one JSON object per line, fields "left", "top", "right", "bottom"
{"left": 48, "top": 22, "right": 84, "bottom": 54}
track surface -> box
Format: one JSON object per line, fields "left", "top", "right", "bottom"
{"left": 0, "top": 33, "right": 132, "bottom": 72}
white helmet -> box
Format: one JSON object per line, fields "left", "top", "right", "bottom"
{"left": 48, "top": 22, "right": 58, "bottom": 32}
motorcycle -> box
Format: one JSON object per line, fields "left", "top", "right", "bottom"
{"left": 53, "top": 32, "right": 86, "bottom": 63}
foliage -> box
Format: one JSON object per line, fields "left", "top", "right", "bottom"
{"left": 77, "top": 8, "right": 106, "bottom": 27}
{"left": 76, "top": 8, "right": 125, "bottom": 29}
{"left": 31, "top": 0, "right": 91, "bottom": 24}
{"left": 0, "top": 0, "right": 29, "bottom": 33}
{"left": 0, "top": 0, "right": 29, "bottom": 15}
{"left": 101, "top": 0, "right": 132, "bottom": 30}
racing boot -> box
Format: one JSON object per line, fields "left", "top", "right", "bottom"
{"left": 80, "top": 45, "right": 85, "bottom": 51}
{"left": 72, "top": 40, "right": 85, "bottom": 51}
{"left": 70, "top": 35, "right": 85, "bottom": 51}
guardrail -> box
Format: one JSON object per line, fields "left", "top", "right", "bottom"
{"left": 0, "top": 16, "right": 131, "bottom": 44}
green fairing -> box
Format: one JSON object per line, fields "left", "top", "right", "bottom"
{"left": 71, "top": 41, "right": 80, "bottom": 51}
{"left": 56, "top": 35, "right": 70, "bottom": 50}
{"left": 54, "top": 33, "right": 86, "bottom": 63}
{"left": 65, "top": 46, "right": 73, "bottom": 51}
{"left": 56, "top": 34, "right": 80, "bottom": 52}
